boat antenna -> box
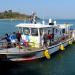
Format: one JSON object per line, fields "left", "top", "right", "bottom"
{"left": 32, "top": 12, "right": 36, "bottom": 24}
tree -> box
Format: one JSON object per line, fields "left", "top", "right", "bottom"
{"left": 8, "top": 10, "right": 12, "bottom": 13}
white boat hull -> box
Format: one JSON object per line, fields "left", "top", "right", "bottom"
{"left": 4, "top": 38, "right": 73, "bottom": 62}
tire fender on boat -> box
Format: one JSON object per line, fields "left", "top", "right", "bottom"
{"left": 60, "top": 44, "right": 65, "bottom": 50}
{"left": 44, "top": 50, "right": 51, "bottom": 59}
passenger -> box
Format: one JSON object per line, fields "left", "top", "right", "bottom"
{"left": 3, "top": 33, "right": 11, "bottom": 48}
{"left": 51, "top": 33, "right": 54, "bottom": 41}
{"left": 43, "top": 32, "right": 48, "bottom": 48}
{"left": 48, "top": 33, "right": 52, "bottom": 45}
{"left": 5, "top": 33, "right": 10, "bottom": 42}
{"left": 16, "top": 31, "right": 21, "bottom": 42}
{"left": 9, "top": 32, "right": 17, "bottom": 47}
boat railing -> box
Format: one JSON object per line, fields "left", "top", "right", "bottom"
{"left": 0, "top": 40, "right": 41, "bottom": 54}
{"left": 48, "top": 33, "right": 72, "bottom": 46}
{"left": 0, "top": 31, "right": 73, "bottom": 54}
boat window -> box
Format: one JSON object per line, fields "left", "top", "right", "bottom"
{"left": 44, "top": 28, "right": 48, "bottom": 34}
{"left": 56, "top": 29, "right": 58, "bottom": 33}
{"left": 62, "top": 29, "right": 65, "bottom": 33}
{"left": 60, "top": 31, "right": 61, "bottom": 35}
{"left": 18, "top": 27, "right": 22, "bottom": 33}
{"left": 23, "top": 28, "right": 30, "bottom": 35}
{"left": 31, "top": 28, "right": 38, "bottom": 36}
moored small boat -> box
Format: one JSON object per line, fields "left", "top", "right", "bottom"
{"left": 0, "top": 17, "right": 74, "bottom": 62}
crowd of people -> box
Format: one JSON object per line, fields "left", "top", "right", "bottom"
{"left": 0, "top": 31, "right": 54, "bottom": 48}
{"left": 43, "top": 32, "right": 54, "bottom": 48}
{"left": 1, "top": 31, "right": 21, "bottom": 48}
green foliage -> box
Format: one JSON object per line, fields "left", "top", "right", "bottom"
{"left": 0, "top": 10, "right": 32, "bottom": 20}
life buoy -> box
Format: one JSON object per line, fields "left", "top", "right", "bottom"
{"left": 44, "top": 50, "right": 50, "bottom": 59}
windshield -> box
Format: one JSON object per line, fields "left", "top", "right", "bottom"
{"left": 23, "top": 28, "right": 30, "bottom": 35}
{"left": 31, "top": 28, "right": 38, "bottom": 36}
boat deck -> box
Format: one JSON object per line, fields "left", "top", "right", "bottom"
{"left": 0, "top": 35, "right": 73, "bottom": 55}
{"left": 0, "top": 47, "right": 42, "bottom": 54}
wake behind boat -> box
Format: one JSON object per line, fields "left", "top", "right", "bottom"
{"left": 0, "top": 17, "right": 75, "bottom": 62}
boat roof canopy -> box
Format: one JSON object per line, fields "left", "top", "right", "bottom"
{"left": 59, "top": 24, "right": 73, "bottom": 29}
{"left": 16, "top": 23, "right": 73, "bottom": 29}
{"left": 16, "top": 23, "right": 54, "bottom": 28}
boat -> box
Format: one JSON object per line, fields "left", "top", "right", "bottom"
{"left": 0, "top": 17, "right": 75, "bottom": 62}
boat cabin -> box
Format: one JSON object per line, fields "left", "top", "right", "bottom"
{"left": 16, "top": 22, "right": 72, "bottom": 48}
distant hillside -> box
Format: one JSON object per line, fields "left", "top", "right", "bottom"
{"left": 0, "top": 10, "right": 39, "bottom": 20}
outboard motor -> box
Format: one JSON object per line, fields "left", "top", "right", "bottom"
{"left": 49, "top": 19, "right": 54, "bottom": 25}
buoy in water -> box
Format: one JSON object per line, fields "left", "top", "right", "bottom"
{"left": 44, "top": 50, "right": 51, "bottom": 59}
{"left": 60, "top": 44, "right": 65, "bottom": 50}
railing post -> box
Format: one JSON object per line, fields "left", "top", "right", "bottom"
{"left": 19, "top": 48, "right": 20, "bottom": 53}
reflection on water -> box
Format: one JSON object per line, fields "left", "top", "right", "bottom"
{"left": 0, "top": 43, "right": 75, "bottom": 75}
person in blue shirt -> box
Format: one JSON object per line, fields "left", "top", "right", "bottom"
{"left": 5, "top": 33, "right": 10, "bottom": 42}
{"left": 9, "top": 32, "right": 17, "bottom": 47}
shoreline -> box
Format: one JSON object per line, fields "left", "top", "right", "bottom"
{"left": 0, "top": 18, "right": 29, "bottom": 20}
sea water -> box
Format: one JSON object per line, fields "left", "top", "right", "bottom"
{"left": 0, "top": 19, "right": 75, "bottom": 75}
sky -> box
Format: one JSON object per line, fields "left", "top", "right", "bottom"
{"left": 0, "top": 0, "right": 75, "bottom": 19}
